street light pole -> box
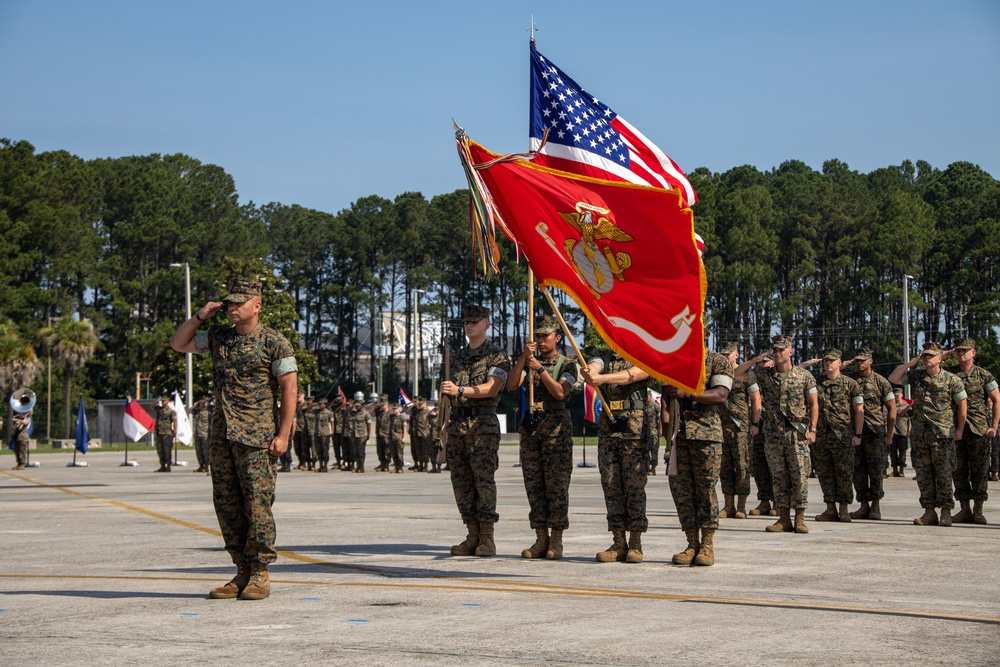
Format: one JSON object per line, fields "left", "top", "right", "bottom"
{"left": 171, "top": 262, "right": 194, "bottom": 409}
{"left": 903, "top": 273, "right": 913, "bottom": 400}
{"left": 414, "top": 289, "right": 425, "bottom": 398}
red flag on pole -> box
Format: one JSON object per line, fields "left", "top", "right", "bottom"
{"left": 466, "top": 140, "right": 706, "bottom": 393}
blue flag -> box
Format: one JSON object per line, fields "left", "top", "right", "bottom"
{"left": 75, "top": 396, "right": 89, "bottom": 454}
{"left": 517, "top": 385, "right": 527, "bottom": 424}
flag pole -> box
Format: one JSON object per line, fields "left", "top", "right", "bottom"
{"left": 539, "top": 285, "right": 615, "bottom": 423}
{"left": 527, "top": 269, "right": 535, "bottom": 411}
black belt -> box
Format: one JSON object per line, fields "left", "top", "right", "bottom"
{"left": 531, "top": 400, "right": 566, "bottom": 411}
{"left": 451, "top": 406, "right": 497, "bottom": 418}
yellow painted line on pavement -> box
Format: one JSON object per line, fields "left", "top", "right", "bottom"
{"left": 3, "top": 470, "right": 999, "bottom": 626}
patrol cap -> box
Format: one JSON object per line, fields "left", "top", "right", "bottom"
{"left": 462, "top": 305, "right": 490, "bottom": 322}
{"left": 954, "top": 338, "right": 976, "bottom": 351}
{"left": 535, "top": 315, "right": 559, "bottom": 335}
{"left": 922, "top": 341, "right": 943, "bottom": 356}
{"left": 853, "top": 348, "right": 873, "bottom": 361}
{"left": 893, "top": 387, "right": 903, "bottom": 396}
{"left": 720, "top": 341, "right": 738, "bottom": 355}
{"left": 823, "top": 349, "right": 842, "bottom": 361}
{"left": 222, "top": 277, "right": 262, "bottom": 303}
{"left": 331, "top": 394, "right": 343, "bottom": 404}
{"left": 770, "top": 335, "right": 792, "bottom": 350}
{"left": 379, "top": 393, "right": 388, "bottom": 401}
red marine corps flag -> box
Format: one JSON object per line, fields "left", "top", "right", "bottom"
{"left": 459, "top": 138, "right": 706, "bottom": 393}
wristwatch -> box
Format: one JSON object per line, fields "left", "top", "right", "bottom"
{"left": 458, "top": 386, "right": 465, "bottom": 396}
{"left": 809, "top": 427, "right": 817, "bottom": 433}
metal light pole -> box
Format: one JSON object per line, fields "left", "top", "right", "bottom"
{"left": 903, "top": 273, "right": 913, "bottom": 399}
{"left": 413, "top": 289, "right": 425, "bottom": 398}
{"left": 170, "top": 262, "right": 193, "bottom": 409}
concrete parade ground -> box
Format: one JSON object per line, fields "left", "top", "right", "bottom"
{"left": 1, "top": 445, "right": 998, "bottom": 667}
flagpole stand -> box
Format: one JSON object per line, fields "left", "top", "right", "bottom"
{"left": 120, "top": 460, "right": 139, "bottom": 467}
{"left": 26, "top": 461, "right": 41, "bottom": 468}
{"left": 67, "top": 450, "right": 88, "bottom": 467}
{"left": 577, "top": 425, "right": 596, "bottom": 468}
{"left": 117, "top": 430, "right": 139, "bottom": 466}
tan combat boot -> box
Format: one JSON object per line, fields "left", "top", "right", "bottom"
{"left": 672, "top": 528, "right": 699, "bottom": 565}
{"left": 838, "top": 503, "right": 852, "bottom": 522}
{"left": 939, "top": 507, "right": 952, "bottom": 527}
{"left": 868, "top": 499, "right": 882, "bottom": 521}
{"left": 913, "top": 508, "right": 938, "bottom": 526}
{"left": 694, "top": 528, "right": 715, "bottom": 566}
{"left": 475, "top": 522, "right": 496, "bottom": 557}
{"left": 765, "top": 508, "right": 792, "bottom": 532}
{"left": 240, "top": 562, "right": 270, "bottom": 600}
{"left": 952, "top": 499, "right": 973, "bottom": 523}
{"left": 596, "top": 529, "right": 628, "bottom": 562}
{"left": 794, "top": 508, "right": 809, "bottom": 534}
{"left": 546, "top": 529, "right": 564, "bottom": 560}
{"left": 209, "top": 560, "right": 251, "bottom": 599}
{"left": 521, "top": 527, "right": 549, "bottom": 559}
{"left": 973, "top": 499, "right": 987, "bottom": 525}
{"left": 749, "top": 498, "right": 771, "bottom": 516}
{"left": 625, "top": 531, "right": 643, "bottom": 563}
{"left": 815, "top": 502, "right": 838, "bottom": 521}
{"left": 719, "top": 494, "right": 735, "bottom": 519}
{"left": 451, "top": 522, "right": 480, "bottom": 556}
{"left": 850, "top": 500, "right": 871, "bottom": 520}
{"left": 735, "top": 495, "right": 748, "bottom": 519}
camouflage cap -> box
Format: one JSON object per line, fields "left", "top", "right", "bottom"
{"left": 462, "top": 305, "right": 490, "bottom": 322}
{"left": 222, "top": 277, "right": 262, "bottom": 303}
{"left": 893, "top": 387, "right": 903, "bottom": 395}
{"left": 719, "top": 341, "right": 738, "bottom": 355}
{"left": 535, "top": 315, "right": 559, "bottom": 335}
{"left": 954, "top": 338, "right": 976, "bottom": 351}
{"left": 379, "top": 393, "right": 388, "bottom": 401}
{"left": 922, "top": 341, "right": 943, "bottom": 355}
{"left": 853, "top": 348, "right": 873, "bottom": 361}
{"left": 771, "top": 335, "right": 792, "bottom": 350}
{"left": 823, "top": 348, "right": 842, "bottom": 361}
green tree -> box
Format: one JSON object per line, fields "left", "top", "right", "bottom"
{"left": 37, "top": 317, "right": 99, "bottom": 437}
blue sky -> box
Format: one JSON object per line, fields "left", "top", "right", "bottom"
{"left": 2, "top": 1, "right": 997, "bottom": 215}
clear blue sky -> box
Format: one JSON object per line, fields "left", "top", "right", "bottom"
{"left": 2, "top": 1, "right": 998, "bottom": 215}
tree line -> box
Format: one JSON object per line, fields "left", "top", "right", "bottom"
{"left": 1, "top": 137, "right": 997, "bottom": 438}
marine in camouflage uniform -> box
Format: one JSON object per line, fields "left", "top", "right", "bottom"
{"left": 315, "top": 400, "right": 333, "bottom": 472}
{"left": 890, "top": 388, "right": 911, "bottom": 477}
{"left": 171, "top": 277, "right": 298, "bottom": 600}
{"left": 330, "top": 395, "right": 346, "bottom": 469}
{"left": 374, "top": 394, "right": 391, "bottom": 472}
{"left": 11, "top": 408, "right": 32, "bottom": 470}
{"left": 387, "top": 403, "right": 407, "bottom": 473}
{"left": 804, "top": 350, "right": 864, "bottom": 522}
{"left": 583, "top": 350, "right": 650, "bottom": 563}
{"left": 506, "top": 316, "right": 579, "bottom": 560}
{"left": 847, "top": 348, "right": 896, "bottom": 520}
{"left": 737, "top": 335, "right": 818, "bottom": 534}
{"left": 889, "top": 341, "right": 967, "bottom": 527}
{"left": 665, "top": 350, "right": 733, "bottom": 567}
{"left": 303, "top": 400, "right": 318, "bottom": 471}
{"left": 337, "top": 398, "right": 353, "bottom": 470}
{"left": 719, "top": 342, "right": 761, "bottom": 519}
{"left": 293, "top": 396, "right": 306, "bottom": 470}
{"left": 441, "top": 305, "right": 511, "bottom": 558}
{"left": 153, "top": 396, "right": 176, "bottom": 472}
{"left": 347, "top": 396, "right": 371, "bottom": 473}
{"left": 194, "top": 398, "right": 212, "bottom": 473}
{"left": 643, "top": 394, "right": 661, "bottom": 476}
{"left": 410, "top": 398, "right": 431, "bottom": 472}
{"left": 949, "top": 339, "right": 999, "bottom": 524}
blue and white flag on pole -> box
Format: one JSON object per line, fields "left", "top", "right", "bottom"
{"left": 74, "top": 396, "right": 89, "bottom": 454}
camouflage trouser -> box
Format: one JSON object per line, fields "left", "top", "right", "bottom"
{"left": 991, "top": 436, "right": 1000, "bottom": 475}
{"left": 293, "top": 431, "right": 304, "bottom": 463}
{"left": 350, "top": 438, "right": 366, "bottom": 467}
{"left": 301, "top": 434, "right": 314, "bottom": 465}
{"left": 598, "top": 436, "right": 648, "bottom": 533}
{"left": 519, "top": 430, "right": 573, "bottom": 530}
{"left": 646, "top": 435, "right": 659, "bottom": 471}
{"left": 953, "top": 432, "right": 990, "bottom": 502}
{"left": 447, "top": 432, "right": 500, "bottom": 524}
{"left": 342, "top": 435, "right": 354, "bottom": 464}
{"left": 720, "top": 421, "right": 751, "bottom": 496}
{"left": 853, "top": 430, "right": 885, "bottom": 502}
{"left": 332, "top": 434, "right": 344, "bottom": 464}
{"left": 14, "top": 435, "right": 29, "bottom": 466}
{"left": 376, "top": 435, "right": 389, "bottom": 467}
{"left": 668, "top": 438, "right": 721, "bottom": 531}
{"left": 195, "top": 432, "right": 211, "bottom": 469}
{"left": 389, "top": 438, "right": 404, "bottom": 469}
{"left": 890, "top": 435, "right": 909, "bottom": 470}
{"left": 210, "top": 439, "right": 277, "bottom": 565}
{"left": 315, "top": 435, "right": 330, "bottom": 463}
{"left": 813, "top": 430, "right": 854, "bottom": 504}
{"left": 411, "top": 436, "right": 423, "bottom": 466}
{"left": 155, "top": 434, "right": 173, "bottom": 466}
{"left": 764, "top": 423, "right": 810, "bottom": 510}
{"left": 750, "top": 430, "right": 772, "bottom": 501}
{"left": 912, "top": 428, "right": 955, "bottom": 510}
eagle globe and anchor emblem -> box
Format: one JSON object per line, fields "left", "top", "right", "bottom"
{"left": 560, "top": 202, "right": 633, "bottom": 299}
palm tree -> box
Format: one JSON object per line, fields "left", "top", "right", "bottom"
{"left": 38, "top": 317, "right": 99, "bottom": 438}
{"left": 0, "top": 322, "right": 43, "bottom": 444}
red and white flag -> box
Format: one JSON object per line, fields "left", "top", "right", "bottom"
{"left": 123, "top": 394, "right": 156, "bottom": 442}
{"left": 529, "top": 41, "right": 698, "bottom": 209}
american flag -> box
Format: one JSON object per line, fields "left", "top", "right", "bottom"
{"left": 529, "top": 41, "right": 698, "bottom": 209}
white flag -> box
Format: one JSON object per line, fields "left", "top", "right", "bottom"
{"left": 173, "top": 392, "right": 193, "bottom": 446}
